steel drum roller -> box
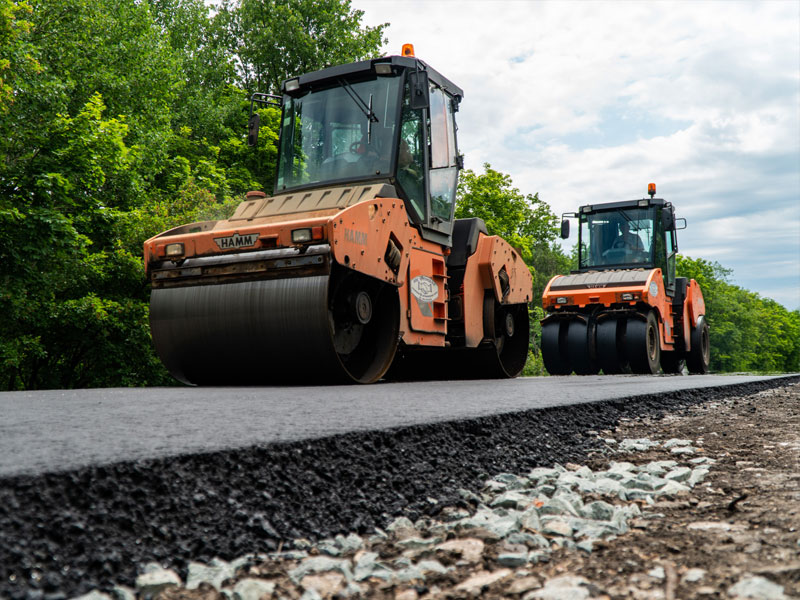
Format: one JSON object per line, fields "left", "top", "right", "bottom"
{"left": 150, "top": 273, "right": 399, "bottom": 385}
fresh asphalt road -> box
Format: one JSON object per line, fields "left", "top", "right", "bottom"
{"left": 0, "top": 374, "right": 793, "bottom": 478}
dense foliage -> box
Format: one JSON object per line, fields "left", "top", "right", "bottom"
{"left": 676, "top": 256, "right": 799, "bottom": 373}
{"left": 0, "top": 0, "right": 385, "bottom": 389}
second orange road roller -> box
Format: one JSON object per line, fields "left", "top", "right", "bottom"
{"left": 143, "top": 46, "right": 533, "bottom": 385}
{"left": 541, "top": 184, "right": 710, "bottom": 376}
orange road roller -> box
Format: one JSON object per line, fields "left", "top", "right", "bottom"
{"left": 541, "top": 184, "right": 709, "bottom": 375}
{"left": 143, "top": 47, "right": 533, "bottom": 384}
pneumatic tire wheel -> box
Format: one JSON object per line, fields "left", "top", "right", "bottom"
{"left": 686, "top": 317, "right": 710, "bottom": 374}
{"left": 626, "top": 311, "right": 661, "bottom": 375}
{"left": 566, "top": 319, "right": 599, "bottom": 375}
{"left": 541, "top": 320, "right": 571, "bottom": 375}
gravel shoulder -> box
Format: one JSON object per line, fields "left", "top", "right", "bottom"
{"left": 149, "top": 382, "right": 800, "bottom": 600}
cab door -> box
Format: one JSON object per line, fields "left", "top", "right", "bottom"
{"left": 425, "top": 84, "right": 459, "bottom": 241}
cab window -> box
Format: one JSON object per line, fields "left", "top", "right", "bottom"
{"left": 428, "top": 85, "right": 457, "bottom": 223}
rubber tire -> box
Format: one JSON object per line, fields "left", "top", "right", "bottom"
{"left": 567, "top": 319, "right": 599, "bottom": 375}
{"left": 626, "top": 311, "right": 661, "bottom": 375}
{"left": 541, "top": 320, "right": 571, "bottom": 375}
{"left": 596, "top": 318, "right": 625, "bottom": 374}
{"left": 686, "top": 317, "right": 710, "bottom": 374}
{"left": 660, "top": 350, "right": 684, "bottom": 374}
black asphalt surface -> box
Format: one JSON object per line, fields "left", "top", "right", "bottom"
{"left": 1, "top": 374, "right": 797, "bottom": 598}
{"left": 0, "top": 374, "right": 790, "bottom": 478}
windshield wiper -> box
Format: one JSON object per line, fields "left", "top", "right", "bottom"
{"left": 338, "top": 78, "right": 378, "bottom": 143}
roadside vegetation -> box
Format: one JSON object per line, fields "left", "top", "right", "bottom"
{"left": 1, "top": 0, "right": 796, "bottom": 389}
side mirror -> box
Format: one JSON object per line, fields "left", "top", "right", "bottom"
{"left": 662, "top": 209, "right": 675, "bottom": 230}
{"left": 408, "top": 71, "right": 430, "bottom": 110}
{"left": 247, "top": 113, "right": 261, "bottom": 147}
{"left": 675, "top": 217, "right": 687, "bottom": 230}
{"left": 560, "top": 219, "right": 570, "bottom": 239}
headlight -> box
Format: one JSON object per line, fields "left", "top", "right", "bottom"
{"left": 165, "top": 243, "right": 184, "bottom": 257}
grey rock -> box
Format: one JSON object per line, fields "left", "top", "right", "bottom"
{"left": 619, "top": 438, "right": 660, "bottom": 452}
{"left": 648, "top": 566, "right": 665, "bottom": 580}
{"left": 664, "top": 467, "right": 693, "bottom": 482}
{"left": 727, "top": 575, "right": 787, "bottom": 599}
{"left": 111, "top": 586, "right": 135, "bottom": 600}
{"left": 690, "top": 457, "right": 716, "bottom": 465}
{"left": 396, "top": 536, "right": 440, "bottom": 551}
{"left": 507, "top": 531, "right": 550, "bottom": 549}
{"left": 187, "top": 558, "right": 236, "bottom": 591}
{"left": 493, "top": 472, "right": 530, "bottom": 489}
{"left": 580, "top": 500, "right": 616, "bottom": 521}
{"left": 540, "top": 496, "right": 580, "bottom": 518}
{"left": 537, "top": 484, "right": 557, "bottom": 496}
{"left": 231, "top": 578, "right": 276, "bottom": 600}
{"left": 316, "top": 540, "right": 341, "bottom": 556}
{"left": 484, "top": 479, "right": 508, "bottom": 493}
{"left": 417, "top": 560, "right": 448, "bottom": 575}
{"left": 567, "top": 517, "right": 621, "bottom": 539}
{"left": 498, "top": 552, "right": 529, "bottom": 567}
{"left": 459, "top": 508, "right": 521, "bottom": 539}
{"left": 551, "top": 538, "right": 576, "bottom": 550}
{"left": 555, "top": 472, "right": 584, "bottom": 490}
{"left": 688, "top": 467, "right": 710, "bottom": 487}
{"left": 528, "top": 467, "right": 561, "bottom": 482}
{"left": 520, "top": 507, "right": 542, "bottom": 531}
{"left": 527, "top": 550, "right": 551, "bottom": 564}
{"left": 576, "top": 540, "right": 594, "bottom": 553}
{"left": 670, "top": 446, "right": 697, "bottom": 455}
{"left": 71, "top": 592, "right": 113, "bottom": 600}
{"left": 541, "top": 519, "right": 573, "bottom": 537}
{"left": 393, "top": 565, "right": 424, "bottom": 583}
{"left": 354, "top": 552, "right": 393, "bottom": 582}
{"left": 524, "top": 575, "right": 591, "bottom": 599}
{"left": 135, "top": 567, "right": 181, "bottom": 597}
{"left": 663, "top": 438, "right": 692, "bottom": 448}
{"left": 682, "top": 568, "right": 707, "bottom": 583}
{"left": 595, "top": 477, "right": 627, "bottom": 499}
{"left": 624, "top": 488, "right": 656, "bottom": 501}
{"left": 639, "top": 460, "right": 679, "bottom": 475}
{"left": 653, "top": 479, "right": 691, "bottom": 497}
{"left": 386, "top": 516, "right": 418, "bottom": 539}
{"left": 289, "top": 557, "right": 353, "bottom": 585}
{"left": 337, "top": 533, "right": 364, "bottom": 554}
{"left": 491, "top": 491, "right": 529, "bottom": 509}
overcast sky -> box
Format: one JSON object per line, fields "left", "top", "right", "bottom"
{"left": 354, "top": 0, "right": 800, "bottom": 309}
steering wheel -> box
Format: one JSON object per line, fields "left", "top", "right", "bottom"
{"left": 601, "top": 247, "right": 628, "bottom": 263}
{"left": 612, "top": 237, "right": 631, "bottom": 250}
{"left": 349, "top": 141, "right": 365, "bottom": 155}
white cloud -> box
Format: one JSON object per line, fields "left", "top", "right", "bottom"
{"left": 355, "top": 0, "right": 800, "bottom": 309}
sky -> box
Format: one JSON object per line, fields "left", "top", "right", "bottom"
{"left": 353, "top": 0, "right": 800, "bottom": 310}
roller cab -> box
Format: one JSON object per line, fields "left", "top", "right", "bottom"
{"left": 144, "top": 50, "right": 533, "bottom": 385}
{"left": 541, "top": 185, "right": 709, "bottom": 375}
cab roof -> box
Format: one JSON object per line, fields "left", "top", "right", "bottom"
{"left": 281, "top": 55, "right": 464, "bottom": 101}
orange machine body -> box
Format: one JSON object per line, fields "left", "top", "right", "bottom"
{"left": 145, "top": 184, "right": 532, "bottom": 354}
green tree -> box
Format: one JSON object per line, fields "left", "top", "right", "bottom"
{"left": 0, "top": 0, "right": 40, "bottom": 113}
{"left": 219, "top": 0, "right": 387, "bottom": 94}
{"left": 677, "top": 255, "right": 799, "bottom": 373}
